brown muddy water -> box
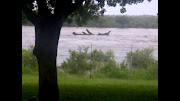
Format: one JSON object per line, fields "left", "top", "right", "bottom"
{"left": 22, "top": 26, "right": 158, "bottom": 66}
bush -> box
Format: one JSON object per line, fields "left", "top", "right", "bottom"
{"left": 60, "top": 46, "right": 90, "bottom": 75}
{"left": 119, "top": 60, "right": 128, "bottom": 70}
{"left": 124, "top": 48, "right": 158, "bottom": 80}
{"left": 59, "top": 46, "right": 158, "bottom": 80}
{"left": 59, "top": 46, "right": 117, "bottom": 75}
{"left": 22, "top": 66, "right": 38, "bottom": 75}
{"left": 57, "top": 69, "right": 69, "bottom": 77}
{"left": 126, "top": 48, "right": 156, "bottom": 69}
{"left": 94, "top": 60, "right": 129, "bottom": 79}
{"left": 22, "top": 46, "right": 38, "bottom": 74}
{"left": 146, "top": 61, "right": 158, "bottom": 80}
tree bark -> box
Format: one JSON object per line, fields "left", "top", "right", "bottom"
{"left": 33, "top": 19, "right": 62, "bottom": 101}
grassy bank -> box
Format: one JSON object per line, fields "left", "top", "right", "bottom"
{"left": 22, "top": 73, "right": 158, "bottom": 101}
{"left": 22, "top": 47, "right": 158, "bottom": 101}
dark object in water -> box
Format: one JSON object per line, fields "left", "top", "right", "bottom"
{"left": 72, "top": 32, "right": 83, "bottom": 35}
{"left": 82, "top": 32, "right": 89, "bottom": 35}
{"left": 98, "top": 31, "right": 111, "bottom": 35}
{"left": 86, "top": 29, "right": 94, "bottom": 35}
{"left": 143, "top": 36, "right": 148, "bottom": 37}
{"left": 72, "top": 29, "right": 111, "bottom": 36}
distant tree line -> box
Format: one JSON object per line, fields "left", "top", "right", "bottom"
{"left": 22, "top": 12, "right": 158, "bottom": 28}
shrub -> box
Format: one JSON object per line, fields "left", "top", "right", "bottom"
{"left": 126, "top": 48, "right": 156, "bottom": 69}
{"left": 22, "top": 49, "right": 38, "bottom": 68}
{"left": 96, "top": 60, "right": 129, "bottom": 79}
{"left": 60, "top": 46, "right": 116, "bottom": 75}
{"left": 22, "top": 46, "right": 38, "bottom": 74}
{"left": 119, "top": 60, "right": 128, "bottom": 70}
{"left": 146, "top": 61, "right": 158, "bottom": 80}
{"left": 59, "top": 46, "right": 158, "bottom": 80}
{"left": 124, "top": 48, "right": 158, "bottom": 80}
{"left": 60, "top": 46, "right": 90, "bottom": 75}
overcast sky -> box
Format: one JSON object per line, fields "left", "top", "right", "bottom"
{"left": 104, "top": 0, "right": 158, "bottom": 16}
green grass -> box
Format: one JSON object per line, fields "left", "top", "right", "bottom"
{"left": 22, "top": 73, "right": 158, "bottom": 101}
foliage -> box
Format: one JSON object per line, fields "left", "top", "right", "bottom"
{"left": 119, "top": 60, "right": 128, "bottom": 69}
{"left": 59, "top": 46, "right": 116, "bottom": 75}
{"left": 22, "top": 46, "right": 38, "bottom": 74}
{"left": 58, "top": 46, "right": 158, "bottom": 80}
{"left": 23, "top": 0, "right": 153, "bottom": 26}
{"left": 60, "top": 46, "right": 90, "bottom": 75}
{"left": 64, "top": 0, "right": 152, "bottom": 26}
{"left": 73, "top": 15, "right": 158, "bottom": 28}
{"left": 22, "top": 14, "right": 158, "bottom": 28}
{"left": 96, "top": 60, "right": 129, "bottom": 79}
{"left": 131, "top": 62, "right": 158, "bottom": 80}
{"left": 146, "top": 61, "right": 158, "bottom": 79}
{"left": 22, "top": 12, "right": 33, "bottom": 26}
{"left": 22, "top": 46, "right": 158, "bottom": 80}
{"left": 126, "top": 48, "right": 156, "bottom": 69}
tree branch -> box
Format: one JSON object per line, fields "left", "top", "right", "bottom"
{"left": 36, "top": 0, "right": 52, "bottom": 16}
{"left": 66, "top": 0, "right": 84, "bottom": 16}
{"left": 53, "top": 0, "right": 84, "bottom": 27}
{"left": 55, "top": 0, "right": 84, "bottom": 17}
{"left": 22, "top": 0, "right": 39, "bottom": 25}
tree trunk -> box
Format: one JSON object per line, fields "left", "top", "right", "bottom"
{"left": 33, "top": 20, "right": 62, "bottom": 101}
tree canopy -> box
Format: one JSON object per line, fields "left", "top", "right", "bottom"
{"left": 23, "top": 0, "right": 152, "bottom": 26}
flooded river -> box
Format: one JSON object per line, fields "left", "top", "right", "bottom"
{"left": 22, "top": 26, "right": 158, "bottom": 66}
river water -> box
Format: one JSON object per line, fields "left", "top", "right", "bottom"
{"left": 22, "top": 26, "right": 158, "bottom": 66}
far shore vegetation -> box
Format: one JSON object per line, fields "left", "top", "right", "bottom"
{"left": 22, "top": 12, "right": 158, "bottom": 29}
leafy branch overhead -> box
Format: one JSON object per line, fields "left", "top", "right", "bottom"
{"left": 23, "top": 0, "right": 152, "bottom": 26}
